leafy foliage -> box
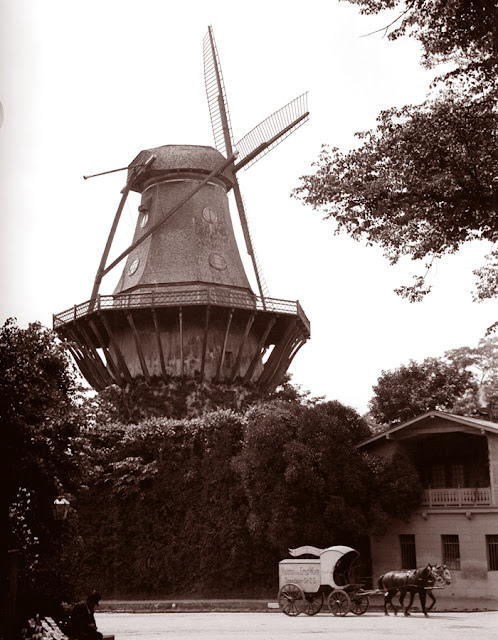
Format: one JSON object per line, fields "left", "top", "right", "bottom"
{"left": 234, "top": 400, "right": 404, "bottom": 551}
{"left": 369, "top": 356, "right": 475, "bottom": 424}
{"left": 347, "top": 0, "right": 497, "bottom": 68}
{"left": 294, "top": 0, "right": 497, "bottom": 301}
{"left": 446, "top": 335, "right": 498, "bottom": 415}
{"left": 369, "top": 337, "right": 498, "bottom": 424}
{"left": 96, "top": 377, "right": 263, "bottom": 422}
{"left": 1, "top": 319, "right": 84, "bottom": 612}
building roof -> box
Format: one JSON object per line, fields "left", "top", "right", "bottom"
{"left": 358, "top": 410, "right": 498, "bottom": 449}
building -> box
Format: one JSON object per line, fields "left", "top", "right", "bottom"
{"left": 358, "top": 411, "right": 498, "bottom": 608}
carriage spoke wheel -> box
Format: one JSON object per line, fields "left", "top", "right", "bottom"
{"left": 327, "top": 589, "right": 350, "bottom": 616}
{"left": 304, "top": 592, "right": 323, "bottom": 616}
{"left": 350, "top": 594, "right": 369, "bottom": 615}
{"left": 278, "top": 583, "right": 305, "bottom": 616}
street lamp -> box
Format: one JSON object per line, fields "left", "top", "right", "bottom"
{"left": 53, "top": 496, "right": 70, "bottom": 521}
{"left": 53, "top": 496, "right": 70, "bottom": 574}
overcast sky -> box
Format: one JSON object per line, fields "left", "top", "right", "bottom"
{"left": 1, "top": 0, "right": 496, "bottom": 414}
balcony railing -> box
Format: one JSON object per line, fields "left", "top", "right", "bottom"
{"left": 422, "top": 487, "right": 491, "bottom": 507}
{"left": 52, "top": 288, "right": 311, "bottom": 335}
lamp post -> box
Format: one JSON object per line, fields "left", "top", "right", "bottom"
{"left": 53, "top": 496, "right": 70, "bottom": 573}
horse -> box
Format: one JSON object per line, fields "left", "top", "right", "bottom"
{"left": 378, "top": 564, "right": 437, "bottom": 616}
{"left": 399, "top": 563, "right": 452, "bottom": 614}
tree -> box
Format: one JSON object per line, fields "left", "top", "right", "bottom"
{"left": 346, "top": 0, "right": 497, "bottom": 67}
{"left": 369, "top": 356, "right": 475, "bottom": 424}
{"left": 369, "top": 336, "right": 498, "bottom": 424}
{"left": 1, "top": 319, "right": 84, "bottom": 615}
{"left": 445, "top": 335, "right": 498, "bottom": 414}
{"left": 234, "top": 400, "right": 417, "bottom": 554}
{"left": 293, "top": 0, "right": 497, "bottom": 302}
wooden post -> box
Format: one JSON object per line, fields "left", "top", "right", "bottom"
{"left": 259, "top": 320, "right": 298, "bottom": 388}
{"left": 151, "top": 307, "right": 167, "bottom": 382}
{"left": 179, "top": 307, "right": 184, "bottom": 379}
{"left": 90, "top": 186, "right": 131, "bottom": 307}
{"left": 200, "top": 306, "right": 211, "bottom": 382}
{"left": 100, "top": 314, "right": 133, "bottom": 384}
{"left": 216, "top": 309, "right": 233, "bottom": 381}
{"left": 243, "top": 316, "right": 276, "bottom": 384}
{"left": 126, "top": 312, "right": 150, "bottom": 381}
{"left": 230, "top": 313, "right": 255, "bottom": 382}
{"left": 89, "top": 318, "right": 121, "bottom": 383}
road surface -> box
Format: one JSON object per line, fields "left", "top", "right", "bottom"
{"left": 96, "top": 610, "right": 498, "bottom": 639}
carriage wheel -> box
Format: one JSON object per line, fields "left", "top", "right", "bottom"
{"left": 327, "top": 589, "right": 350, "bottom": 616}
{"left": 304, "top": 592, "right": 323, "bottom": 616}
{"left": 278, "top": 583, "right": 305, "bottom": 616}
{"left": 350, "top": 593, "right": 369, "bottom": 615}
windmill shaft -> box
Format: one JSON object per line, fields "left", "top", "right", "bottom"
{"left": 83, "top": 166, "right": 129, "bottom": 180}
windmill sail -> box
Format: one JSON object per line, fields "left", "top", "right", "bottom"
{"left": 203, "top": 26, "right": 269, "bottom": 300}
{"left": 234, "top": 93, "right": 309, "bottom": 171}
{"left": 203, "top": 26, "right": 234, "bottom": 158}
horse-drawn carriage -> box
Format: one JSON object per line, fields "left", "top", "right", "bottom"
{"left": 277, "top": 545, "right": 452, "bottom": 617}
{"left": 278, "top": 545, "right": 370, "bottom": 616}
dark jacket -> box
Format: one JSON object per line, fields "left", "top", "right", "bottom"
{"left": 67, "top": 601, "right": 102, "bottom": 640}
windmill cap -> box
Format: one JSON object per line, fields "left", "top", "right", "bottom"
{"left": 127, "top": 144, "right": 234, "bottom": 192}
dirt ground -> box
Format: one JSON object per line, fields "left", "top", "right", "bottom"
{"left": 96, "top": 610, "right": 498, "bottom": 640}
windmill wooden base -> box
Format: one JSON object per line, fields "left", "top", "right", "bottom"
{"left": 54, "top": 286, "right": 309, "bottom": 392}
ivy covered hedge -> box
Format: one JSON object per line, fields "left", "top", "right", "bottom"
{"left": 69, "top": 399, "right": 422, "bottom": 598}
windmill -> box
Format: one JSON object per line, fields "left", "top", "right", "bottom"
{"left": 53, "top": 26, "right": 310, "bottom": 396}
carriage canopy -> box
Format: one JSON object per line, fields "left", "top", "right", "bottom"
{"left": 284, "top": 545, "right": 360, "bottom": 589}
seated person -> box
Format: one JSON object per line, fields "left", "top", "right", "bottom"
{"left": 67, "top": 591, "right": 103, "bottom": 640}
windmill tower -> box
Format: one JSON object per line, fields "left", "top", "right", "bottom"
{"left": 53, "top": 27, "right": 310, "bottom": 395}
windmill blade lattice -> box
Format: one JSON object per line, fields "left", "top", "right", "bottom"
{"left": 235, "top": 93, "right": 309, "bottom": 171}
{"left": 203, "top": 26, "right": 269, "bottom": 299}
{"left": 203, "top": 27, "right": 234, "bottom": 158}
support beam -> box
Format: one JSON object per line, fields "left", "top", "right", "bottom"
{"left": 243, "top": 316, "right": 276, "bottom": 384}
{"left": 126, "top": 311, "right": 150, "bottom": 382}
{"left": 179, "top": 307, "right": 184, "bottom": 379}
{"left": 65, "top": 339, "right": 102, "bottom": 390}
{"left": 216, "top": 309, "right": 233, "bottom": 382}
{"left": 89, "top": 318, "right": 121, "bottom": 382}
{"left": 89, "top": 186, "right": 130, "bottom": 307}
{"left": 100, "top": 313, "right": 133, "bottom": 384}
{"left": 259, "top": 320, "right": 298, "bottom": 388}
{"left": 66, "top": 326, "right": 110, "bottom": 390}
{"left": 151, "top": 307, "right": 167, "bottom": 382}
{"left": 230, "top": 313, "right": 254, "bottom": 383}
{"left": 266, "top": 334, "right": 306, "bottom": 393}
{"left": 74, "top": 322, "right": 114, "bottom": 388}
{"left": 200, "top": 306, "right": 211, "bottom": 382}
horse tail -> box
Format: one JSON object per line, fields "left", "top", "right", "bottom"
{"left": 378, "top": 574, "right": 385, "bottom": 590}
